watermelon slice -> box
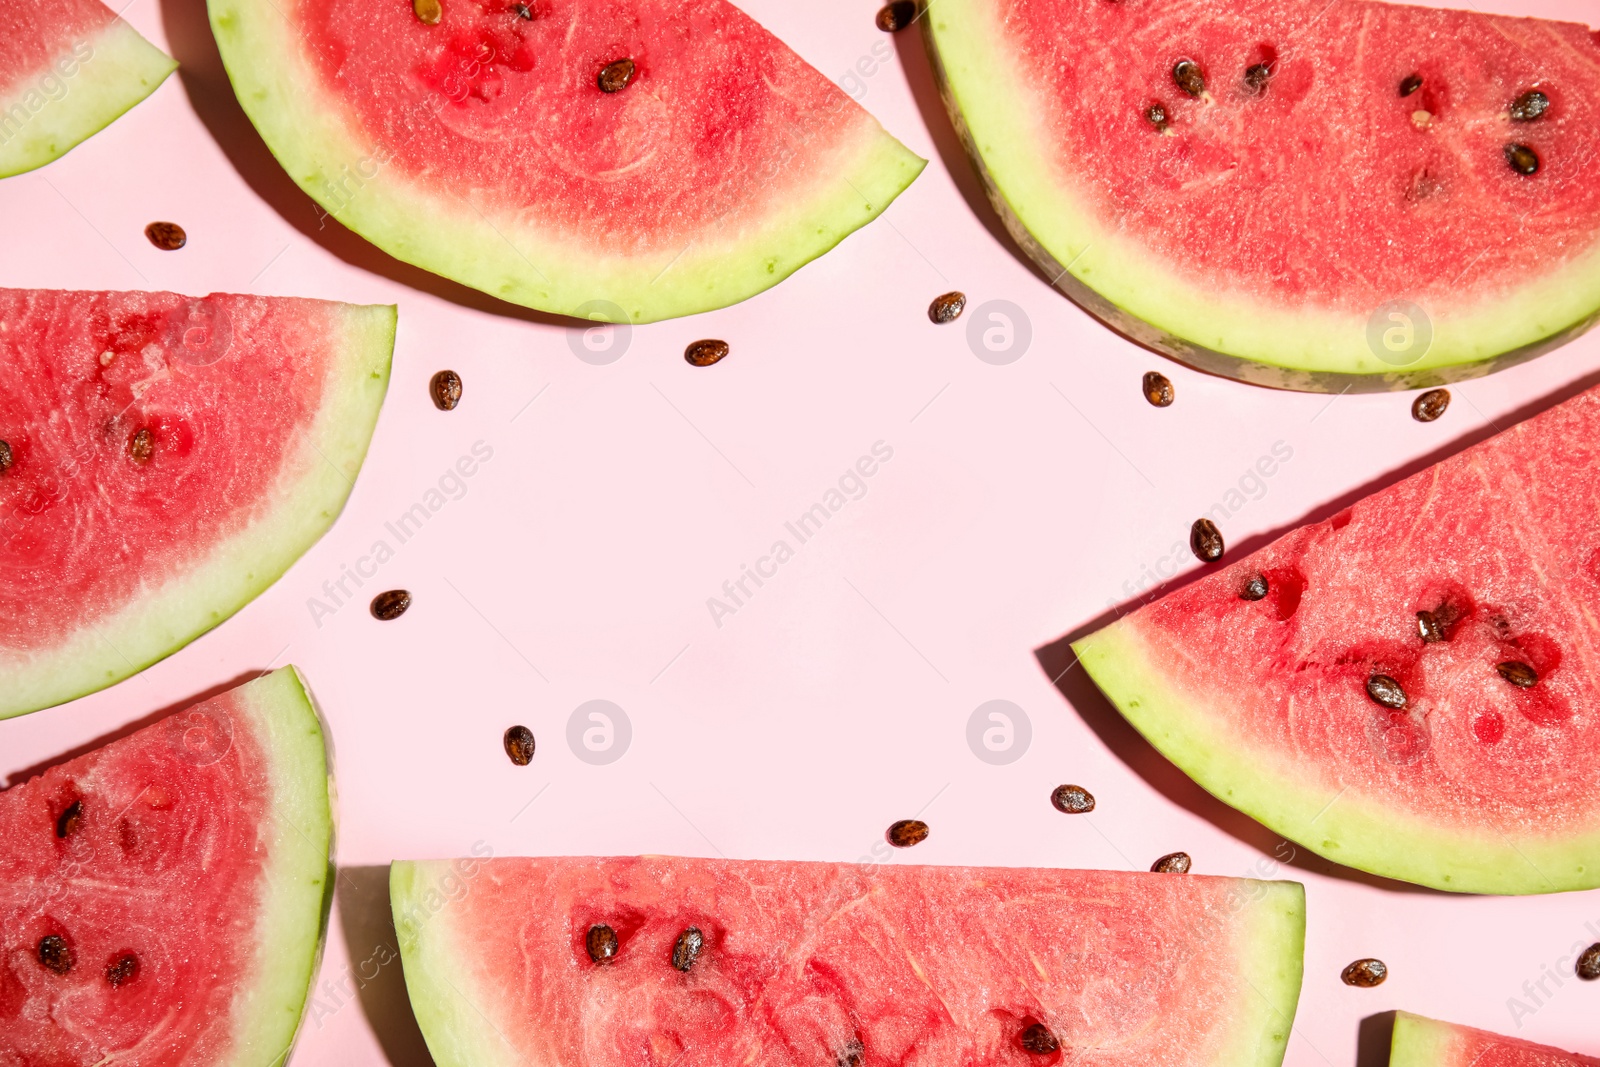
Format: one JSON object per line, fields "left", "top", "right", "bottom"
{"left": 1, "top": 0, "right": 176, "bottom": 178}
{"left": 391, "top": 855, "right": 1306, "bottom": 1067}
{"left": 0, "top": 666, "right": 333, "bottom": 1066}
{"left": 1072, "top": 385, "right": 1600, "bottom": 894}
{"left": 207, "top": 0, "right": 925, "bottom": 323}
{"left": 1389, "top": 1012, "right": 1599, "bottom": 1066}
{"left": 0, "top": 288, "right": 394, "bottom": 719}
{"left": 924, "top": 0, "right": 1600, "bottom": 391}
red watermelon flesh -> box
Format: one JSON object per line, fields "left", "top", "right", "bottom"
{"left": 1389, "top": 1012, "right": 1600, "bottom": 1067}
{"left": 1073, "top": 385, "right": 1600, "bottom": 894}
{"left": 0, "top": 289, "right": 393, "bottom": 718}
{"left": 0, "top": 667, "right": 332, "bottom": 1067}
{"left": 392, "top": 856, "right": 1306, "bottom": 1067}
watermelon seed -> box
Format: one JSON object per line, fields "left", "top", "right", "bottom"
{"left": 1144, "top": 103, "right": 1169, "bottom": 132}
{"left": 1411, "top": 389, "right": 1450, "bottom": 422}
{"left": 1411, "top": 110, "right": 1433, "bottom": 131}
{"left": 1366, "top": 674, "right": 1407, "bottom": 709}
{"left": 1018, "top": 1023, "right": 1060, "bottom": 1055}
{"left": 127, "top": 428, "right": 154, "bottom": 464}
{"left": 1399, "top": 73, "right": 1423, "bottom": 98}
{"left": 55, "top": 800, "right": 82, "bottom": 838}
{"left": 430, "top": 369, "right": 463, "bottom": 410}
{"left": 1243, "top": 63, "right": 1272, "bottom": 95}
{"left": 586, "top": 924, "right": 619, "bottom": 963}
{"left": 671, "top": 926, "right": 704, "bottom": 972}
{"left": 1416, "top": 610, "right": 1444, "bottom": 643}
{"left": 887, "top": 819, "right": 929, "bottom": 848}
{"left": 1050, "top": 784, "right": 1095, "bottom": 814}
{"left": 1496, "top": 661, "right": 1538, "bottom": 688}
{"left": 1189, "top": 518, "right": 1224, "bottom": 562}
{"left": 928, "top": 291, "right": 967, "bottom": 324}
{"left": 1142, "top": 371, "right": 1173, "bottom": 407}
{"left": 143, "top": 222, "right": 186, "bottom": 251}
{"left": 1577, "top": 943, "right": 1600, "bottom": 980}
{"left": 503, "top": 725, "right": 535, "bottom": 765}
{"left": 1510, "top": 90, "right": 1550, "bottom": 123}
{"left": 598, "top": 59, "right": 636, "bottom": 94}
{"left": 875, "top": 1, "right": 916, "bottom": 32}
{"left": 105, "top": 953, "right": 140, "bottom": 987}
{"left": 1151, "top": 851, "right": 1192, "bottom": 874}
{"left": 1240, "top": 574, "right": 1269, "bottom": 601}
{"left": 0, "top": 440, "right": 12, "bottom": 474}
{"left": 836, "top": 1039, "right": 865, "bottom": 1067}
{"left": 37, "top": 935, "right": 73, "bottom": 975}
{"left": 411, "top": 0, "right": 441, "bottom": 24}
{"left": 1341, "top": 958, "right": 1388, "bottom": 987}
{"left": 1504, "top": 143, "right": 1540, "bottom": 176}
{"left": 510, "top": 2, "right": 532, "bottom": 18}
{"left": 370, "top": 589, "right": 412, "bottom": 621}
{"left": 685, "top": 339, "right": 731, "bottom": 367}
{"left": 1172, "top": 59, "right": 1205, "bottom": 98}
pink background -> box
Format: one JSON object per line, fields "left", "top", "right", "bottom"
{"left": 2, "top": 0, "right": 1598, "bottom": 1063}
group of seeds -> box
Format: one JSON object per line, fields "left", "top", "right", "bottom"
{"left": 36, "top": 803, "right": 143, "bottom": 986}
{"left": 582, "top": 921, "right": 704, "bottom": 970}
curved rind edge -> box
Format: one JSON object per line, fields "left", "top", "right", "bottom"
{"left": 1221, "top": 880, "right": 1305, "bottom": 1067}
{"left": 1388, "top": 1013, "right": 1458, "bottom": 1067}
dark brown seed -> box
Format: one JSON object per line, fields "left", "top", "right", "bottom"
{"left": 1050, "top": 784, "right": 1095, "bottom": 814}
{"left": 1341, "top": 958, "right": 1388, "bottom": 987}
{"left": 1173, "top": 59, "right": 1205, "bottom": 97}
{"left": 503, "top": 726, "right": 536, "bottom": 766}
{"left": 1417, "top": 610, "right": 1444, "bottom": 643}
{"left": 586, "top": 924, "right": 618, "bottom": 963}
{"left": 1243, "top": 63, "right": 1272, "bottom": 94}
{"left": 598, "top": 58, "right": 636, "bottom": 93}
{"left": 127, "top": 428, "right": 154, "bottom": 464}
{"left": 430, "top": 369, "right": 463, "bottom": 410}
{"left": 1496, "top": 661, "right": 1538, "bottom": 688}
{"left": 1411, "top": 388, "right": 1450, "bottom": 422}
{"left": 1399, "top": 73, "right": 1423, "bottom": 98}
{"left": 105, "top": 952, "right": 139, "bottom": 987}
{"left": 671, "top": 926, "right": 704, "bottom": 972}
{"left": 412, "top": 0, "right": 441, "bottom": 23}
{"left": 1504, "top": 143, "right": 1540, "bottom": 176}
{"left": 1018, "top": 1023, "right": 1060, "bottom": 1055}
{"left": 38, "top": 935, "right": 73, "bottom": 975}
{"left": 56, "top": 800, "right": 83, "bottom": 838}
{"left": 1240, "top": 574, "right": 1269, "bottom": 601}
{"left": 836, "top": 1040, "right": 865, "bottom": 1067}
{"left": 1190, "top": 518, "right": 1224, "bottom": 562}
{"left": 0, "top": 440, "right": 10, "bottom": 474}
{"left": 1152, "top": 851, "right": 1192, "bottom": 874}
{"left": 510, "top": 1, "right": 532, "bottom": 17}
{"left": 684, "top": 339, "right": 730, "bottom": 367}
{"left": 144, "top": 221, "right": 186, "bottom": 250}
{"left": 886, "top": 819, "right": 929, "bottom": 848}
{"left": 1578, "top": 943, "right": 1600, "bottom": 980}
{"left": 370, "top": 589, "right": 412, "bottom": 621}
{"left": 928, "top": 291, "right": 967, "bottom": 325}
{"left": 1366, "top": 674, "right": 1407, "bottom": 709}
{"left": 1142, "top": 371, "right": 1174, "bottom": 407}
{"left": 1145, "top": 103, "right": 1169, "bottom": 131}
{"left": 1509, "top": 90, "right": 1550, "bottom": 123}
{"left": 875, "top": 0, "right": 916, "bottom": 32}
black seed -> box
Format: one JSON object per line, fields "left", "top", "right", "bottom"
{"left": 671, "top": 926, "right": 704, "bottom": 972}
{"left": 1342, "top": 958, "right": 1387, "bottom": 987}
{"left": 1496, "top": 661, "right": 1538, "bottom": 688}
{"left": 1152, "top": 851, "right": 1192, "bottom": 874}
{"left": 38, "top": 935, "right": 73, "bottom": 975}
{"left": 1240, "top": 574, "right": 1269, "bottom": 601}
{"left": 875, "top": 0, "right": 916, "bottom": 32}
{"left": 684, "top": 339, "right": 730, "bottom": 367}
{"left": 1366, "top": 674, "right": 1407, "bottom": 709}
{"left": 370, "top": 589, "right": 412, "bottom": 621}
{"left": 586, "top": 924, "right": 618, "bottom": 963}
{"left": 0, "top": 439, "right": 11, "bottom": 473}
{"left": 598, "top": 58, "right": 636, "bottom": 93}
{"left": 1243, "top": 63, "right": 1272, "bottom": 94}
{"left": 128, "top": 428, "right": 154, "bottom": 464}
{"left": 56, "top": 800, "right": 82, "bottom": 838}
{"left": 928, "top": 291, "right": 967, "bottom": 325}
{"left": 1142, "top": 371, "right": 1174, "bottom": 407}
{"left": 1399, "top": 73, "right": 1423, "bottom": 98}
{"left": 144, "top": 221, "right": 187, "bottom": 250}
{"left": 1145, "top": 103, "right": 1169, "bottom": 131}
{"left": 503, "top": 725, "right": 536, "bottom": 765}
{"left": 412, "top": 0, "right": 441, "bottom": 24}
{"left": 510, "top": 1, "right": 532, "bottom": 17}
{"left": 430, "top": 369, "right": 463, "bottom": 410}
{"left": 1417, "top": 610, "right": 1444, "bottom": 643}
{"left": 1019, "top": 1023, "right": 1060, "bottom": 1055}
{"left": 1051, "top": 784, "right": 1095, "bottom": 814}
{"left": 1578, "top": 943, "right": 1600, "bottom": 980}
{"left": 1172, "top": 59, "right": 1205, "bottom": 97}
{"left": 1504, "top": 143, "right": 1540, "bottom": 176}
{"left": 886, "top": 819, "right": 929, "bottom": 848}
{"left": 1190, "top": 518, "right": 1224, "bottom": 562}
{"left": 1509, "top": 90, "right": 1549, "bottom": 123}
{"left": 105, "top": 952, "right": 139, "bottom": 987}
{"left": 1411, "top": 388, "right": 1449, "bottom": 422}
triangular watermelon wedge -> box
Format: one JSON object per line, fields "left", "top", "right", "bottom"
{"left": 1, "top": 0, "right": 177, "bottom": 178}
{"left": 207, "top": 0, "right": 925, "bottom": 323}
{"left": 391, "top": 855, "right": 1305, "bottom": 1067}
{"left": 1389, "top": 1012, "right": 1599, "bottom": 1066}
{"left": 0, "top": 667, "right": 333, "bottom": 1066}
{"left": 1072, "top": 386, "right": 1600, "bottom": 894}
{"left": 0, "top": 289, "right": 394, "bottom": 718}
{"left": 925, "top": 0, "right": 1600, "bottom": 390}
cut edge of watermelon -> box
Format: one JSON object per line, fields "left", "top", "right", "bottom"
{"left": 0, "top": 19, "right": 177, "bottom": 179}
{"left": 1387, "top": 1012, "right": 1458, "bottom": 1066}
{"left": 1219, "top": 877, "right": 1306, "bottom": 1067}
{"left": 1072, "top": 620, "right": 1600, "bottom": 894}
{"left": 208, "top": 0, "right": 927, "bottom": 324}
{"left": 922, "top": 0, "right": 1600, "bottom": 393}
{"left": 0, "top": 300, "right": 395, "bottom": 719}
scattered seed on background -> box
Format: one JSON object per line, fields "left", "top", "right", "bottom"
{"left": 128, "top": 428, "right": 154, "bottom": 464}
{"left": 672, "top": 927, "right": 704, "bottom": 972}
{"left": 1399, "top": 73, "right": 1423, "bottom": 97}
{"left": 412, "top": 0, "right": 442, "bottom": 23}
{"left": 37, "top": 935, "right": 73, "bottom": 975}
{"left": 1142, "top": 371, "right": 1174, "bottom": 407}
{"left": 1145, "top": 103, "right": 1169, "bottom": 131}
{"left": 503, "top": 726, "right": 536, "bottom": 765}
{"left": 1416, "top": 610, "right": 1444, "bottom": 643}
{"left": 875, "top": 0, "right": 916, "bottom": 31}
{"left": 586, "top": 924, "right": 618, "bottom": 963}
{"left": 370, "top": 589, "right": 412, "bottom": 621}
{"left": 1189, "top": 518, "right": 1224, "bottom": 562}
{"left": 928, "top": 291, "right": 967, "bottom": 324}
{"left": 1509, "top": 89, "right": 1550, "bottom": 123}
{"left": 55, "top": 800, "right": 82, "bottom": 838}
{"left": 144, "top": 222, "right": 186, "bottom": 251}
{"left": 684, "top": 339, "right": 730, "bottom": 367}
{"left": 1051, "top": 784, "right": 1095, "bottom": 814}
{"left": 1496, "top": 661, "right": 1538, "bottom": 688}
{"left": 430, "top": 369, "right": 463, "bottom": 410}
{"left": 1240, "top": 574, "right": 1269, "bottom": 601}
{"left": 105, "top": 953, "right": 139, "bottom": 987}
{"left": 887, "top": 819, "right": 929, "bottom": 848}
{"left": 1151, "top": 852, "right": 1192, "bottom": 874}
{"left": 1172, "top": 60, "right": 1205, "bottom": 97}
{"left": 1018, "top": 1023, "right": 1060, "bottom": 1054}
{"left": 1411, "top": 389, "right": 1450, "bottom": 422}
{"left": 1366, "top": 674, "right": 1407, "bottom": 709}
{"left": 1243, "top": 63, "right": 1272, "bottom": 94}
{"left": 1504, "top": 143, "right": 1540, "bottom": 176}
{"left": 1578, "top": 943, "right": 1600, "bottom": 980}
{"left": 0, "top": 440, "right": 11, "bottom": 474}
{"left": 598, "top": 58, "right": 636, "bottom": 93}
{"left": 1342, "top": 958, "right": 1388, "bottom": 987}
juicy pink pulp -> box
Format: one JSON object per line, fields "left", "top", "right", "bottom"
{"left": 1428, "top": 1019, "right": 1600, "bottom": 1067}
{"left": 297, "top": 0, "right": 869, "bottom": 252}
{"left": 0, "top": 0, "right": 118, "bottom": 95}
{"left": 1002, "top": 0, "right": 1600, "bottom": 315}
{"left": 0, "top": 290, "right": 336, "bottom": 652}
{"left": 432, "top": 857, "right": 1275, "bottom": 1066}
{"left": 1127, "top": 385, "right": 1600, "bottom": 837}
{"left": 0, "top": 688, "right": 271, "bottom": 1064}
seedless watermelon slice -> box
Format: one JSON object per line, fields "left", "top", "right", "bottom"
{"left": 392, "top": 856, "right": 1305, "bottom": 1067}
{"left": 1389, "top": 1012, "right": 1599, "bottom": 1066}
{"left": 1073, "top": 386, "right": 1600, "bottom": 894}
{"left": 0, "top": 0, "right": 176, "bottom": 178}
{"left": 926, "top": 0, "right": 1600, "bottom": 391}
{"left": 0, "top": 289, "right": 394, "bottom": 718}
{"left": 0, "top": 667, "right": 333, "bottom": 1067}
{"left": 209, "top": 0, "right": 925, "bottom": 323}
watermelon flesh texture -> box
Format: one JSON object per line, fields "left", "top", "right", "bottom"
{"left": 0, "top": 666, "right": 333, "bottom": 1067}
{"left": 1389, "top": 1012, "right": 1600, "bottom": 1067}
{"left": 0, "top": 0, "right": 176, "bottom": 178}
{"left": 0, "top": 289, "right": 394, "bottom": 718}
{"left": 1073, "top": 385, "right": 1600, "bottom": 894}
{"left": 208, "top": 0, "right": 925, "bottom": 323}
{"left": 392, "top": 856, "right": 1305, "bottom": 1067}
{"left": 925, "top": 0, "right": 1600, "bottom": 391}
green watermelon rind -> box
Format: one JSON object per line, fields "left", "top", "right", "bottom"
{"left": 922, "top": 0, "right": 1600, "bottom": 394}
{"left": 0, "top": 301, "right": 395, "bottom": 720}
{"left": 206, "top": 0, "right": 926, "bottom": 324}
{"left": 1072, "top": 621, "right": 1600, "bottom": 895}
{"left": 0, "top": 20, "right": 177, "bottom": 179}
{"left": 1387, "top": 1012, "right": 1460, "bottom": 1067}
